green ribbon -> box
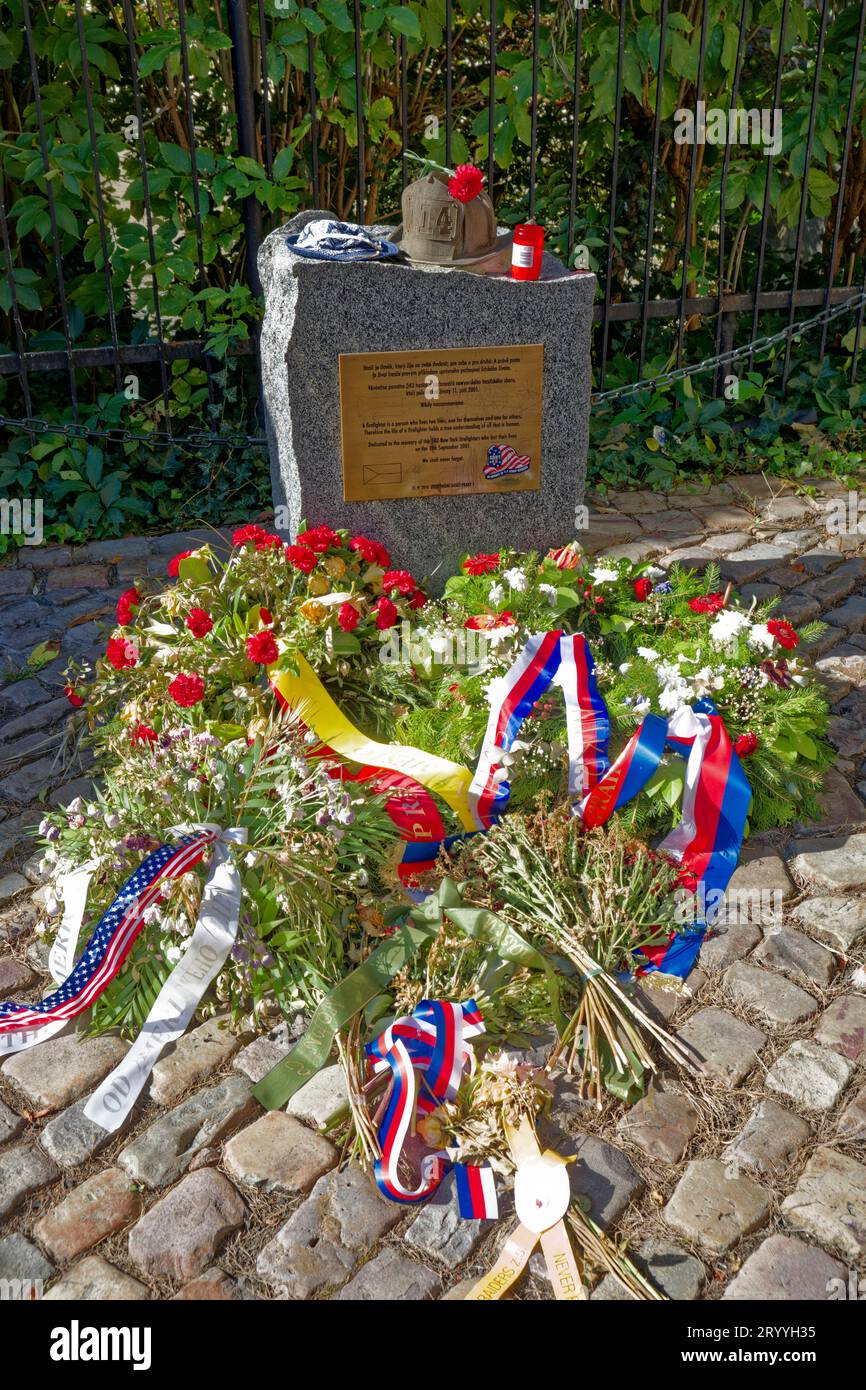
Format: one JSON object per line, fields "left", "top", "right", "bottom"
{"left": 252, "top": 921, "right": 432, "bottom": 1109}
{"left": 411, "top": 877, "right": 567, "bottom": 1030}
{"left": 253, "top": 877, "right": 567, "bottom": 1108}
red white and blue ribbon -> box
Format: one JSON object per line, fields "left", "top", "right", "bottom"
{"left": 469, "top": 631, "right": 610, "bottom": 829}
{"left": 366, "top": 998, "right": 498, "bottom": 1219}
{"left": 469, "top": 633, "right": 751, "bottom": 979}
{"left": 0, "top": 834, "right": 214, "bottom": 1054}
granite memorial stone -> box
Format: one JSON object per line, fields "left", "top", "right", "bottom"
{"left": 259, "top": 209, "right": 594, "bottom": 585}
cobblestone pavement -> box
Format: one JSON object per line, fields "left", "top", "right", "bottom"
{"left": 1, "top": 476, "right": 865, "bottom": 1300}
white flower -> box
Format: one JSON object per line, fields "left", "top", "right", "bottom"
{"left": 590, "top": 566, "right": 618, "bottom": 585}
{"left": 658, "top": 684, "right": 688, "bottom": 714}
{"left": 708, "top": 609, "right": 751, "bottom": 647}
{"left": 633, "top": 697, "right": 651, "bottom": 715}
{"left": 488, "top": 582, "right": 505, "bottom": 605}
{"left": 636, "top": 646, "right": 659, "bottom": 661}
{"left": 488, "top": 623, "right": 517, "bottom": 648}
{"left": 619, "top": 662, "right": 632, "bottom": 674}
{"left": 748, "top": 622, "right": 776, "bottom": 652}
{"left": 645, "top": 565, "right": 665, "bottom": 579}
{"left": 165, "top": 945, "right": 183, "bottom": 965}
{"left": 503, "top": 567, "right": 528, "bottom": 592}
{"left": 538, "top": 583, "right": 557, "bottom": 606}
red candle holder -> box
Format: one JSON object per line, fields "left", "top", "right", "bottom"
{"left": 511, "top": 223, "right": 545, "bottom": 280}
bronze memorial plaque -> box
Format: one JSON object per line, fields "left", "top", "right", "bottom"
{"left": 339, "top": 344, "right": 543, "bottom": 502}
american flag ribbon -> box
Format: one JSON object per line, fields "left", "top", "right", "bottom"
{"left": 0, "top": 834, "right": 213, "bottom": 1042}
{"left": 366, "top": 998, "right": 498, "bottom": 1219}
{"left": 484, "top": 444, "right": 531, "bottom": 479}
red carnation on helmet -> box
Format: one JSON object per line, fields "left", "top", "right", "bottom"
{"left": 381, "top": 569, "right": 416, "bottom": 596}
{"left": 297, "top": 524, "right": 338, "bottom": 553}
{"left": 338, "top": 602, "right": 361, "bottom": 633}
{"left": 64, "top": 685, "right": 85, "bottom": 708}
{"left": 130, "top": 723, "right": 158, "bottom": 746}
{"left": 448, "top": 163, "right": 484, "bottom": 204}
{"left": 632, "top": 577, "right": 653, "bottom": 602}
{"left": 689, "top": 592, "right": 726, "bottom": 615}
{"left": 463, "top": 552, "right": 500, "bottom": 576}
{"left": 286, "top": 544, "right": 318, "bottom": 574}
{"left": 246, "top": 630, "right": 279, "bottom": 665}
{"left": 735, "top": 731, "right": 759, "bottom": 757}
{"left": 186, "top": 607, "right": 213, "bottom": 638}
{"left": 106, "top": 636, "right": 138, "bottom": 670}
{"left": 374, "top": 596, "right": 398, "bottom": 630}
{"left": 116, "top": 587, "right": 141, "bottom": 627}
{"left": 168, "top": 672, "right": 204, "bottom": 707}
{"left": 350, "top": 535, "right": 391, "bottom": 567}
{"left": 168, "top": 549, "right": 193, "bottom": 578}
{"left": 767, "top": 618, "right": 799, "bottom": 650}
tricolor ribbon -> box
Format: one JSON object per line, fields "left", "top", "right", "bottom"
{"left": 366, "top": 998, "right": 498, "bottom": 1219}
{"left": 468, "top": 633, "right": 752, "bottom": 977}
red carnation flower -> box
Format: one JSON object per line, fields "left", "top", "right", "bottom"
{"left": 381, "top": 569, "right": 416, "bottom": 596}
{"left": 186, "top": 607, "right": 213, "bottom": 638}
{"left": 408, "top": 589, "right": 427, "bottom": 611}
{"left": 246, "top": 630, "right": 279, "bottom": 665}
{"left": 374, "top": 597, "right": 398, "bottom": 630}
{"left": 338, "top": 602, "right": 361, "bottom": 633}
{"left": 297, "top": 524, "right": 338, "bottom": 553}
{"left": 632, "top": 577, "right": 653, "bottom": 602}
{"left": 130, "top": 723, "right": 158, "bottom": 746}
{"left": 735, "top": 731, "right": 759, "bottom": 757}
{"left": 448, "top": 163, "right": 484, "bottom": 204}
{"left": 116, "top": 587, "right": 141, "bottom": 627}
{"left": 350, "top": 535, "right": 391, "bottom": 567}
{"left": 106, "top": 636, "right": 138, "bottom": 670}
{"left": 233, "top": 524, "right": 266, "bottom": 548}
{"left": 64, "top": 685, "right": 85, "bottom": 708}
{"left": 286, "top": 544, "right": 318, "bottom": 574}
{"left": 767, "top": 618, "right": 799, "bottom": 650}
{"left": 463, "top": 552, "right": 500, "bottom": 576}
{"left": 168, "top": 672, "right": 205, "bottom": 707}
{"left": 255, "top": 532, "right": 282, "bottom": 551}
{"left": 259, "top": 607, "right": 273, "bottom": 626}
{"left": 168, "top": 549, "right": 193, "bottom": 578}
{"left": 688, "top": 592, "right": 726, "bottom": 615}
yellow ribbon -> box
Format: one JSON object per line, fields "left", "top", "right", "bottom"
{"left": 270, "top": 651, "right": 477, "bottom": 831}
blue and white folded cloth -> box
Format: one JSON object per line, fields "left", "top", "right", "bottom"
{"left": 286, "top": 219, "right": 399, "bottom": 261}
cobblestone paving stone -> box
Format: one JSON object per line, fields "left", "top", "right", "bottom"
{"left": 1, "top": 485, "right": 865, "bottom": 1299}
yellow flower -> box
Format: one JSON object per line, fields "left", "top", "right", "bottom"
{"left": 323, "top": 555, "right": 347, "bottom": 579}
{"left": 307, "top": 573, "right": 330, "bottom": 597}
{"left": 417, "top": 1114, "right": 446, "bottom": 1148}
{"left": 299, "top": 600, "right": 327, "bottom": 624}
{"left": 120, "top": 701, "right": 141, "bottom": 725}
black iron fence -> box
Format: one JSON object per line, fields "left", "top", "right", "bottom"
{"left": 1, "top": 0, "right": 865, "bottom": 447}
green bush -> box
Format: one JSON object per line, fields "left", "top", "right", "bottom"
{"left": 0, "top": 0, "right": 864, "bottom": 545}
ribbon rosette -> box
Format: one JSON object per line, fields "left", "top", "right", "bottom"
{"left": 367, "top": 998, "right": 498, "bottom": 1219}
{"left": 466, "top": 1118, "right": 583, "bottom": 1301}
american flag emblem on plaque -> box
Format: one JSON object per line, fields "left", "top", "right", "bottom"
{"left": 484, "top": 444, "right": 531, "bottom": 480}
